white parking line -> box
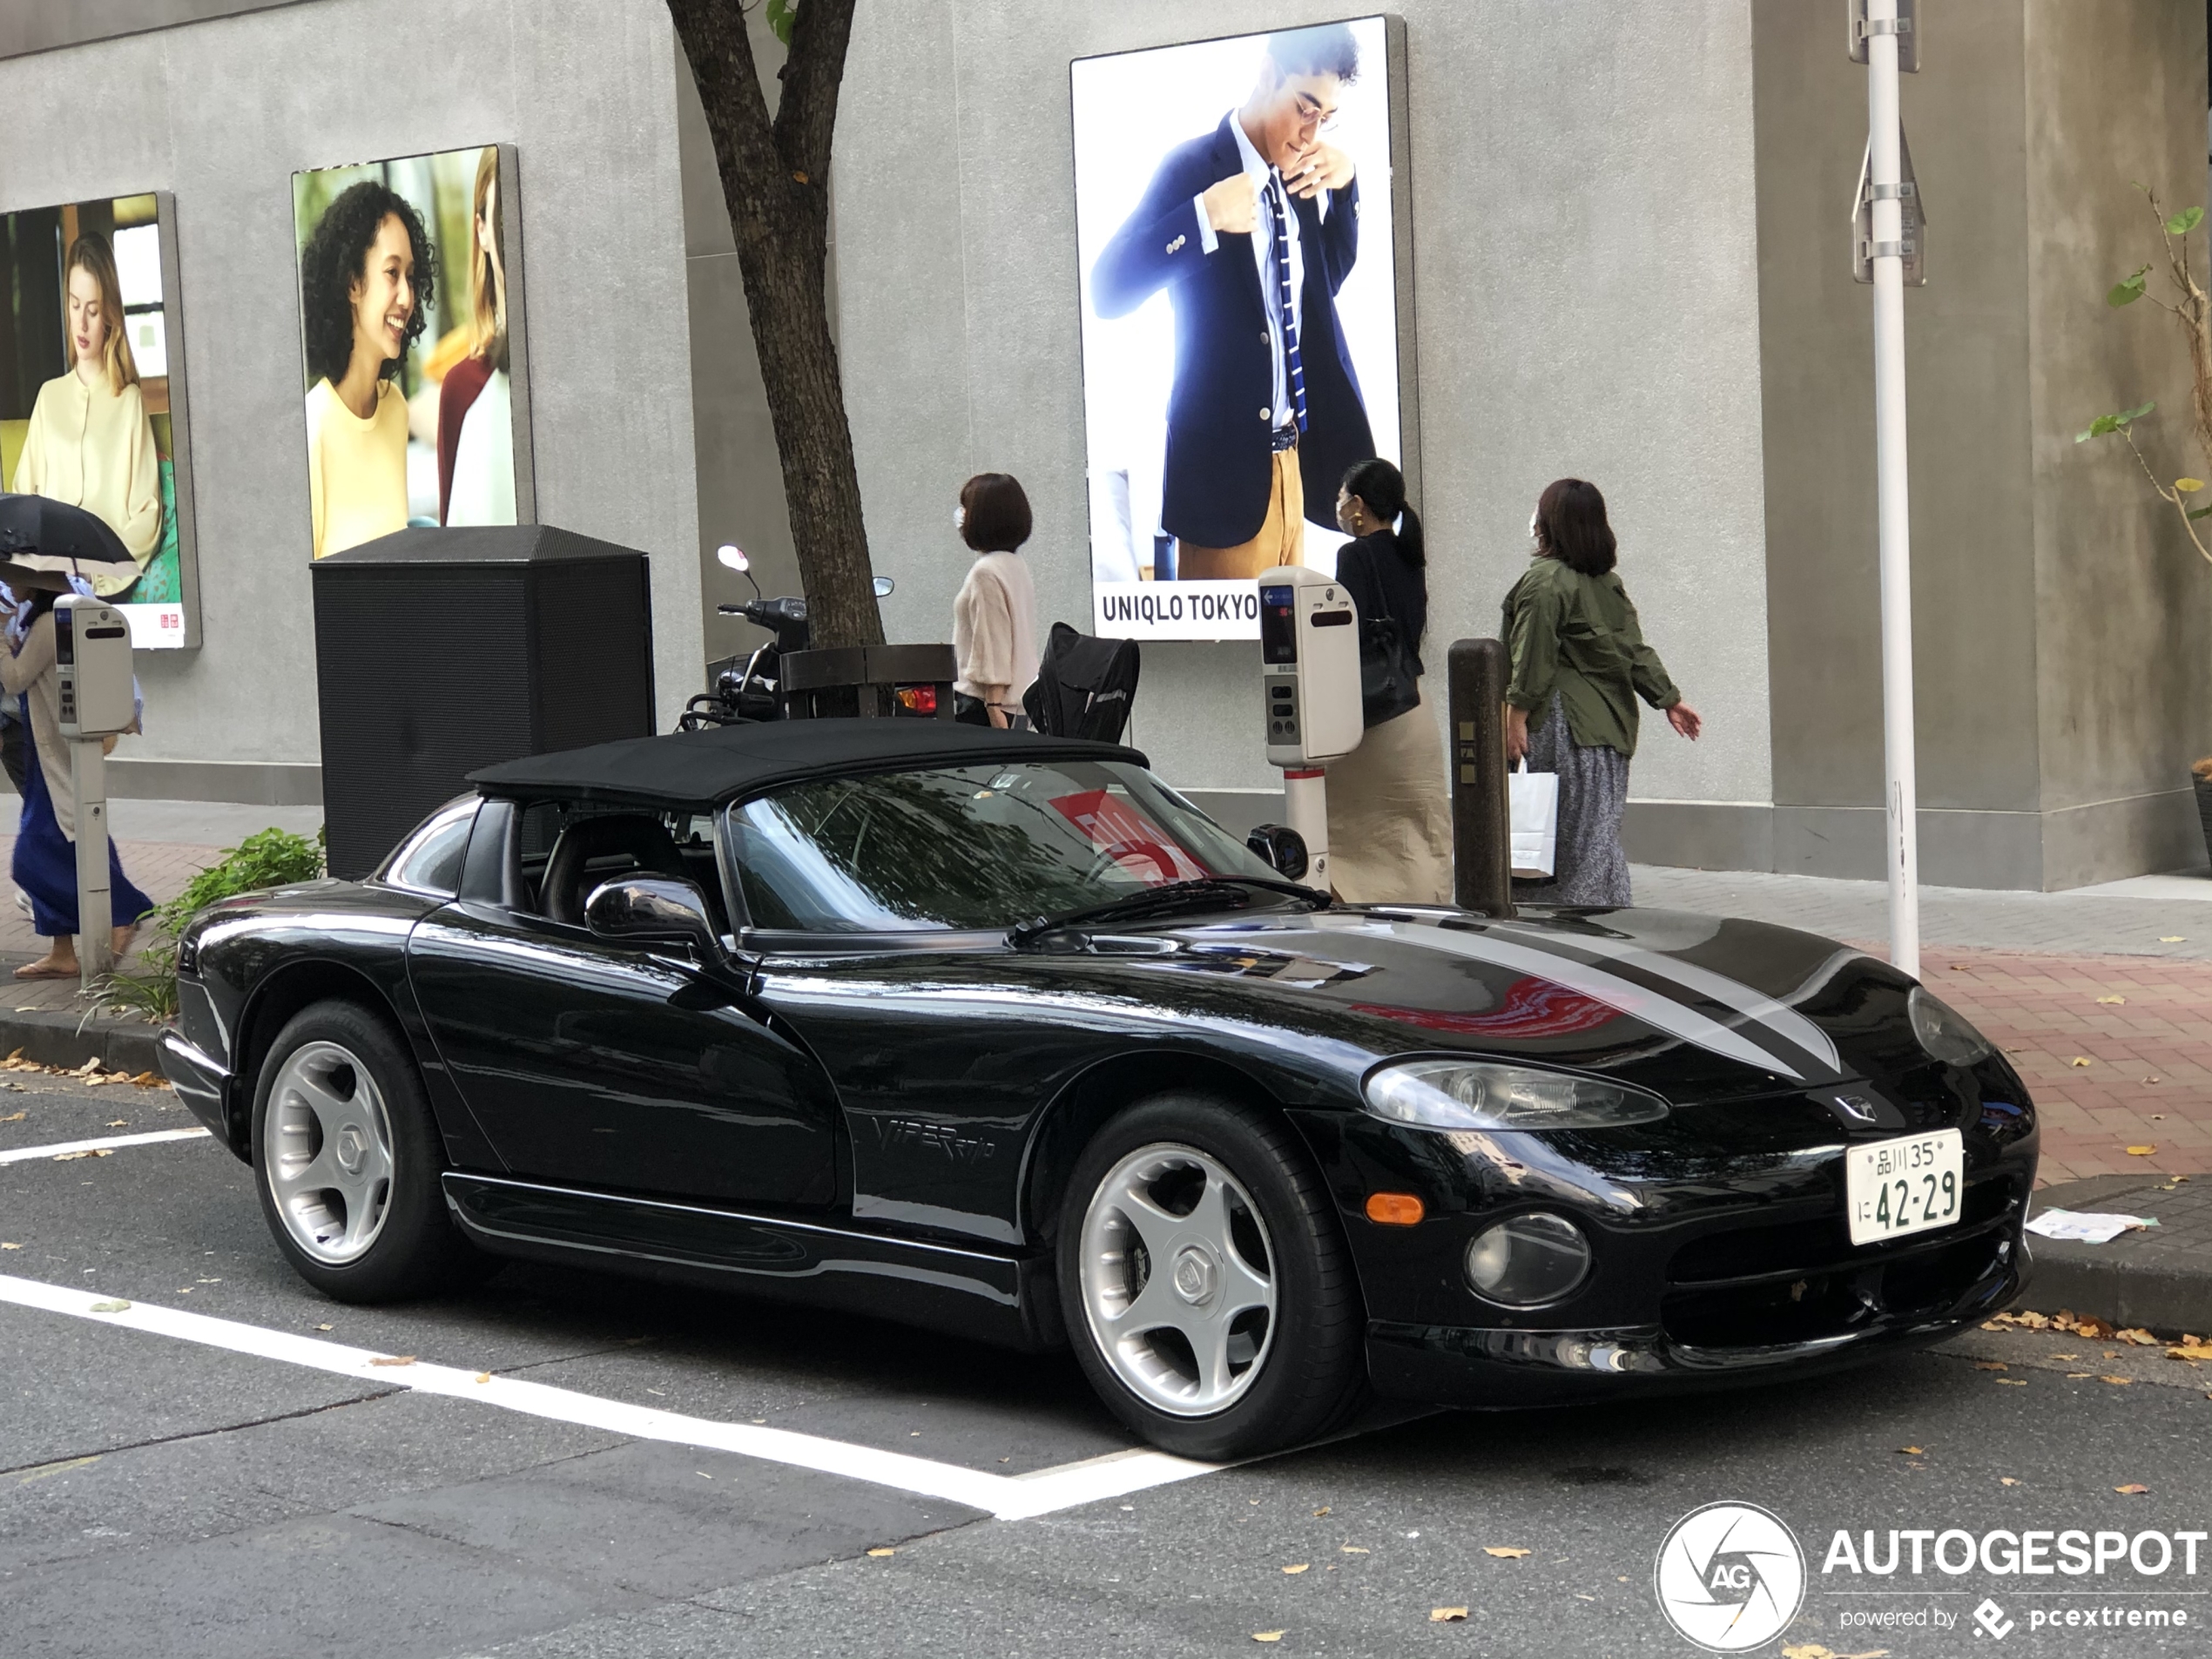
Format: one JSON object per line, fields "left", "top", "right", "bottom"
{"left": 0, "top": 1128, "right": 212, "bottom": 1165}
{"left": 0, "top": 1272, "right": 1217, "bottom": 1521}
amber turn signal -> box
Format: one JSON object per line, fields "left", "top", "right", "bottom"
{"left": 1365, "top": 1192, "right": 1426, "bottom": 1226}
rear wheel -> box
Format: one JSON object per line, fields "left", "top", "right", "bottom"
{"left": 252, "top": 1000, "right": 482, "bottom": 1302}
{"left": 1057, "top": 1093, "right": 1364, "bottom": 1460}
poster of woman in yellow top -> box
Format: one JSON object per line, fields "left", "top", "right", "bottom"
{"left": 292, "top": 146, "right": 534, "bottom": 560}
{"left": 0, "top": 193, "right": 199, "bottom": 648}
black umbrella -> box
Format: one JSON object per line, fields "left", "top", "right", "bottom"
{"left": 0, "top": 494, "right": 140, "bottom": 591}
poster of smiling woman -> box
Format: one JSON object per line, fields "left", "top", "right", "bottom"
{"left": 291, "top": 145, "right": 535, "bottom": 559}
{"left": 0, "top": 191, "right": 201, "bottom": 648}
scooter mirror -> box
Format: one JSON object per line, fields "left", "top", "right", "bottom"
{"left": 717, "top": 544, "right": 750, "bottom": 573}
{"left": 873, "top": 577, "right": 895, "bottom": 597}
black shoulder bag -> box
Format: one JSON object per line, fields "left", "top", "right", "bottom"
{"left": 1357, "top": 550, "right": 1422, "bottom": 729}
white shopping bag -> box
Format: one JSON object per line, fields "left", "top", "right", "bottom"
{"left": 1509, "top": 762, "right": 1559, "bottom": 879}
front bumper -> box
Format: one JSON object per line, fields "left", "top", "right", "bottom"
{"left": 158, "top": 1025, "right": 239, "bottom": 1157}
{"left": 1366, "top": 1218, "right": 2025, "bottom": 1406}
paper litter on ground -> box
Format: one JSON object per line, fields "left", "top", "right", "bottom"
{"left": 2024, "top": 1209, "right": 2160, "bottom": 1244}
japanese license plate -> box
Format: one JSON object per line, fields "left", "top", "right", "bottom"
{"left": 1844, "top": 1130, "right": 1964, "bottom": 1246}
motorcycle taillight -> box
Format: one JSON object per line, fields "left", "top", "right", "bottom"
{"left": 894, "top": 685, "right": 939, "bottom": 715}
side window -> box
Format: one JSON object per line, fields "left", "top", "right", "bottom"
{"left": 383, "top": 801, "right": 477, "bottom": 897}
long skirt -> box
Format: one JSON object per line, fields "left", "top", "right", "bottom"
{"left": 1512, "top": 693, "right": 1632, "bottom": 908}
{"left": 13, "top": 711, "right": 152, "bottom": 939}
{"left": 1324, "top": 685, "right": 1453, "bottom": 905}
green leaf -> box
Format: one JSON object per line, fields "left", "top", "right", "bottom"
{"left": 2190, "top": 506, "right": 2212, "bottom": 520}
{"left": 2108, "top": 266, "right": 2150, "bottom": 307}
{"left": 766, "top": 0, "right": 796, "bottom": 46}
{"left": 2077, "top": 414, "right": 2121, "bottom": 441}
{"left": 2121, "top": 401, "right": 2158, "bottom": 423}
{"left": 2168, "top": 206, "right": 2205, "bottom": 236}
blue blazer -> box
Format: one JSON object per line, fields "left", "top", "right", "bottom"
{"left": 1093, "top": 115, "right": 1376, "bottom": 551}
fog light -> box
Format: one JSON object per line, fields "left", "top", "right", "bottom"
{"left": 1464, "top": 1212, "right": 1591, "bottom": 1307}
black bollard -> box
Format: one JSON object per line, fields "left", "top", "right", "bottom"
{"left": 1446, "top": 638, "right": 1514, "bottom": 917}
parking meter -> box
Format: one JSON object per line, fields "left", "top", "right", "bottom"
{"left": 1258, "top": 569, "right": 1363, "bottom": 891}
{"left": 54, "top": 595, "right": 134, "bottom": 987}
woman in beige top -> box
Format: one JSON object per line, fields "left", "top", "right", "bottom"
{"left": 10, "top": 235, "right": 163, "bottom": 598}
{"left": 952, "top": 473, "right": 1040, "bottom": 728}
{"left": 298, "top": 180, "right": 436, "bottom": 557}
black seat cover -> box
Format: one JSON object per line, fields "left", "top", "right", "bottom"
{"left": 543, "top": 813, "right": 691, "bottom": 925}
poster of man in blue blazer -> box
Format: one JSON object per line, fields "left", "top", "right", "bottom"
{"left": 1090, "top": 24, "right": 1378, "bottom": 583}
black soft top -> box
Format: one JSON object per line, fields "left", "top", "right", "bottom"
{"left": 468, "top": 718, "right": 1150, "bottom": 809}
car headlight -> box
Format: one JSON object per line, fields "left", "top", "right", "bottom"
{"left": 1908, "top": 987, "right": 1993, "bottom": 1066}
{"left": 1363, "top": 1058, "right": 1668, "bottom": 1131}
{"left": 1465, "top": 1212, "right": 1593, "bottom": 1306}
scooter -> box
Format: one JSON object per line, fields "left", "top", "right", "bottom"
{"left": 677, "top": 544, "right": 899, "bottom": 730}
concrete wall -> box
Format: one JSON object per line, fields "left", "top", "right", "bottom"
{"left": 0, "top": 0, "right": 704, "bottom": 798}
{"left": 833, "top": 0, "right": 1776, "bottom": 812}
{"left": 1747, "top": 0, "right": 2211, "bottom": 889}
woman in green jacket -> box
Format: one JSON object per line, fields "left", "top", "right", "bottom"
{"left": 1501, "top": 478, "right": 1701, "bottom": 906}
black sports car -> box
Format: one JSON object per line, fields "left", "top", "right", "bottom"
{"left": 159, "top": 719, "right": 2035, "bottom": 1459}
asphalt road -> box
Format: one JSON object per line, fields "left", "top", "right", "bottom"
{"left": 5, "top": 1075, "right": 2209, "bottom": 1658}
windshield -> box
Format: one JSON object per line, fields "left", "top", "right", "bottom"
{"left": 724, "top": 759, "right": 1285, "bottom": 933}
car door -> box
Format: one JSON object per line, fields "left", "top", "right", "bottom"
{"left": 407, "top": 797, "right": 840, "bottom": 1209}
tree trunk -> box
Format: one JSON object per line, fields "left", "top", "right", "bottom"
{"left": 665, "top": 0, "right": 883, "bottom": 650}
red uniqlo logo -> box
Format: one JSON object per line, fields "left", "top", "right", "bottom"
{"left": 1048, "top": 790, "right": 1208, "bottom": 886}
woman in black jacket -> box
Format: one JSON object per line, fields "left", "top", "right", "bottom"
{"left": 1324, "top": 458, "right": 1452, "bottom": 902}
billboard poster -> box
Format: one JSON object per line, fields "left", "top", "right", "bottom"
{"left": 292, "top": 144, "right": 534, "bottom": 560}
{"left": 1072, "top": 17, "right": 1406, "bottom": 641}
{"left": 0, "top": 192, "right": 200, "bottom": 649}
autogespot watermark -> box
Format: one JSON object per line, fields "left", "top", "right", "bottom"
{"left": 1657, "top": 1508, "right": 2208, "bottom": 1649}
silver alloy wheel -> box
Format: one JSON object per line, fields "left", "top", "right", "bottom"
{"left": 264, "top": 1040, "right": 395, "bottom": 1264}
{"left": 1077, "top": 1142, "right": 1277, "bottom": 1417}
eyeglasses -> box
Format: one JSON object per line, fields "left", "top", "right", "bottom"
{"left": 1292, "top": 91, "right": 1341, "bottom": 133}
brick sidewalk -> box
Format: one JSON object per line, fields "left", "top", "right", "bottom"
{"left": 0, "top": 836, "right": 221, "bottom": 1015}
{"left": 1919, "top": 950, "right": 2212, "bottom": 1184}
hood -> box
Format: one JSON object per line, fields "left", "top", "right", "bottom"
{"left": 1117, "top": 903, "right": 1909, "bottom": 1103}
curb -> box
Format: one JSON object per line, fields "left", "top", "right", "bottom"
{"left": 2020, "top": 1174, "right": 2212, "bottom": 1336}
{"left": 0, "top": 1008, "right": 164, "bottom": 1076}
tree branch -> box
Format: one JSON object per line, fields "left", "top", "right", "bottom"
{"left": 2122, "top": 424, "right": 2212, "bottom": 564}
{"left": 774, "top": 0, "right": 857, "bottom": 185}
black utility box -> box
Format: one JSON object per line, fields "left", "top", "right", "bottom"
{"left": 312, "top": 525, "right": 655, "bottom": 878}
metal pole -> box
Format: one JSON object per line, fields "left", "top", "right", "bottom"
{"left": 1280, "top": 769, "right": 1332, "bottom": 894}
{"left": 1866, "top": 0, "right": 1919, "bottom": 978}
{"left": 71, "top": 736, "right": 111, "bottom": 991}
{"left": 1446, "top": 638, "right": 1513, "bottom": 917}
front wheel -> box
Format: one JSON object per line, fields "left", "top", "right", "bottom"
{"left": 1056, "top": 1093, "right": 1365, "bottom": 1460}
{"left": 251, "top": 999, "right": 482, "bottom": 1303}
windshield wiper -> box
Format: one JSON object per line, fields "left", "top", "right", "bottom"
{"left": 1008, "top": 878, "right": 1325, "bottom": 948}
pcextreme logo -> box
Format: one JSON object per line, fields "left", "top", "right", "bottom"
{"left": 1654, "top": 1501, "right": 1808, "bottom": 1652}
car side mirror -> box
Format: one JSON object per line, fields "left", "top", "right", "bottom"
{"left": 1245, "top": 823, "right": 1308, "bottom": 881}
{"left": 584, "top": 876, "right": 721, "bottom": 959}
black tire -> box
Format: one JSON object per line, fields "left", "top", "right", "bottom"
{"left": 1056, "top": 1092, "right": 1365, "bottom": 1460}
{"left": 250, "top": 999, "right": 484, "bottom": 1303}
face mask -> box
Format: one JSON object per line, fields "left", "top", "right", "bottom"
{"left": 953, "top": 505, "right": 967, "bottom": 532}
{"left": 1528, "top": 511, "right": 1540, "bottom": 543}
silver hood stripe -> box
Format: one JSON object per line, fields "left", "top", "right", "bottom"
{"left": 1494, "top": 921, "right": 1844, "bottom": 1081}
{"left": 1301, "top": 916, "right": 1808, "bottom": 1082}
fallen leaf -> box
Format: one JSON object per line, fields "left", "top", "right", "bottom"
{"left": 2067, "top": 1372, "right": 2094, "bottom": 1379}
{"left": 51, "top": 1149, "right": 112, "bottom": 1162}
{"left": 1251, "top": 1634, "right": 1285, "bottom": 1645}
{"left": 2146, "top": 1077, "right": 2163, "bottom": 1085}
{"left": 2161, "top": 935, "right": 2187, "bottom": 943}
{"left": 1484, "top": 1547, "right": 1532, "bottom": 1559}
{"left": 1995, "top": 1378, "right": 2027, "bottom": 1386}
{"left": 1312, "top": 1507, "right": 1331, "bottom": 1517}
{"left": 1430, "top": 1608, "right": 1469, "bottom": 1622}
{"left": 2101, "top": 1376, "right": 2133, "bottom": 1386}
{"left": 0, "top": 1110, "right": 24, "bottom": 1122}
{"left": 2070, "top": 1056, "right": 2094, "bottom": 1068}
{"left": 87, "top": 1299, "right": 129, "bottom": 1312}
{"left": 104, "top": 1120, "right": 127, "bottom": 1128}
{"left": 1575, "top": 1593, "right": 1596, "bottom": 1602}
{"left": 314, "top": 1323, "right": 334, "bottom": 1332}
{"left": 1973, "top": 1361, "right": 2008, "bottom": 1372}
{"left": 2097, "top": 995, "right": 2127, "bottom": 1005}
{"left": 474, "top": 1372, "right": 491, "bottom": 1384}
{"left": 1340, "top": 1546, "right": 1369, "bottom": 1554}
{"left": 867, "top": 1547, "right": 895, "bottom": 1557}
{"left": 2128, "top": 1145, "right": 2158, "bottom": 1157}
{"left": 2116, "top": 1483, "right": 2149, "bottom": 1494}
{"left": 2118, "top": 1328, "right": 2158, "bottom": 1345}
{"left": 2052, "top": 1352, "right": 2079, "bottom": 1360}
{"left": 1282, "top": 1564, "right": 1309, "bottom": 1575}
{"left": 1897, "top": 1446, "right": 1925, "bottom": 1456}
{"left": 2168, "top": 1342, "right": 2212, "bottom": 1361}
{"left": 368, "top": 1355, "right": 416, "bottom": 1367}
{"left": 2001, "top": 1478, "right": 2020, "bottom": 1487}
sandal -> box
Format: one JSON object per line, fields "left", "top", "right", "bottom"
{"left": 14, "top": 960, "right": 77, "bottom": 981}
